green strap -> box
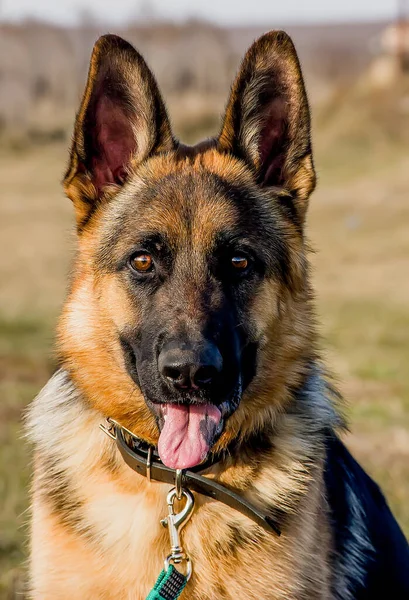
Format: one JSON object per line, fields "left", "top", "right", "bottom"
{"left": 146, "top": 565, "right": 187, "bottom": 600}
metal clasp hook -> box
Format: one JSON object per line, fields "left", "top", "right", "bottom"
{"left": 161, "top": 487, "right": 194, "bottom": 580}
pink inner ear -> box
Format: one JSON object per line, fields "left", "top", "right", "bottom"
{"left": 258, "top": 97, "right": 287, "bottom": 186}
{"left": 92, "top": 96, "right": 136, "bottom": 191}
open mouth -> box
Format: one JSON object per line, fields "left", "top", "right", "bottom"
{"left": 156, "top": 377, "right": 242, "bottom": 470}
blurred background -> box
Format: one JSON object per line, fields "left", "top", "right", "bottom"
{"left": 1, "top": 0, "right": 409, "bottom": 596}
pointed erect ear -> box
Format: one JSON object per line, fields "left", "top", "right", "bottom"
{"left": 219, "top": 31, "right": 316, "bottom": 224}
{"left": 64, "top": 34, "right": 175, "bottom": 228}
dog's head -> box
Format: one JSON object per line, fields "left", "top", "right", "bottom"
{"left": 59, "top": 32, "right": 316, "bottom": 468}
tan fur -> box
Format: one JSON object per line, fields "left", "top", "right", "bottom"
{"left": 28, "top": 31, "right": 340, "bottom": 599}
{"left": 28, "top": 371, "right": 334, "bottom": 599}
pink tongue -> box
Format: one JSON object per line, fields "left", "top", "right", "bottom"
{"left": 158, "top": 403, "right": 222, "bottom": 469}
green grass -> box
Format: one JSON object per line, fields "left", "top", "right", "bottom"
{"left": 0, "top": 316, "right": 56, "bottom": 596}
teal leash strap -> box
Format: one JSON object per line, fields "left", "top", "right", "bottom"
{"left": 146, "top": 565, "right": 187, "bottom": 600}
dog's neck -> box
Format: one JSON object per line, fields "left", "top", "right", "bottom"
{"left": 26, "top": 365, "right": 343, "bottom": 549}
{"left": 28, "top": 364, "right": 342, "bottom": 492}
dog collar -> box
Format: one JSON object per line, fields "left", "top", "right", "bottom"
{"left": 100, "top": 418, "right": 281, "bottom": 536}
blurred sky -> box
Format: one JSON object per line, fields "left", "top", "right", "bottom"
{"left": 1, "top": 0, "right": 398, "bottom": 26}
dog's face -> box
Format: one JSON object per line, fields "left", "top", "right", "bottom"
{"left": 60, "top": 33, "right": 316, "bottom": 468}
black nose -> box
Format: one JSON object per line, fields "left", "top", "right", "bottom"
{"left": 158, "top": 340, "right": 223, "bottom": 392}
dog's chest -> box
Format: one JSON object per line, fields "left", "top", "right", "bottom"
{"left": 82, "top": 481, "right": 300, "bottom": 600}
{"left": 85, "top": 479, "right": 172, "bottom": 593}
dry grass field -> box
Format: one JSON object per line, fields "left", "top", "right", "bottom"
{"left": 1, "top": 56, "right": 409, "bottom": 596}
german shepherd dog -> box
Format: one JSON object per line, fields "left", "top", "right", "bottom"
{"left": 27, "top": 32, "right": 409, "bottom": 599}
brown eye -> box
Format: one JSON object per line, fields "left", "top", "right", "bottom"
{"left": 231, "top": 256, "right": 248, "bottom": 270}
{"left": 130, "top": 253, "right": 153, "bottom": 273}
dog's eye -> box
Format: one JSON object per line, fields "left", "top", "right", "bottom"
{"left": 129, "top": 252, "right": 153, "bottom": 273}
{"left": 231, "top": 256, "right": 248, "bottom": 270}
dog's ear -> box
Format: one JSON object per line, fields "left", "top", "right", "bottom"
{"left": 64, "top": 34, "right": 175, "bottom": 228}
{"left": 219, "top": 31, "right": 315, "bottom": 224}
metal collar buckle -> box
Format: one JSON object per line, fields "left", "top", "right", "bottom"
{"left": 99, "top": 417, "right": 116, "bottom": 440}
{"left": 100, "top": 417, "right": 155, "bottom": 481}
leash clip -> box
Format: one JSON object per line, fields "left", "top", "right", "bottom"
{"left": 161, "top": 486, "right": 194, "bottom": 581}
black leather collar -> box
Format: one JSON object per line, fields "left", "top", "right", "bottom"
{"left": 104, "top": 421, "right": 280, "bottom": 536}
